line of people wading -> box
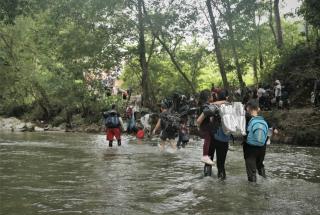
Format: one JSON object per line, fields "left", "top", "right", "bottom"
{"left": 103, "top": 87, "right": 279, "bottom": 183}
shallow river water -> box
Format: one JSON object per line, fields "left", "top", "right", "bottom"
{"left": 0, "top": 132, "right": 320, "bottom": 215}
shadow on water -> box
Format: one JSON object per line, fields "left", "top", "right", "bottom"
{"left": 0, "top": 132, "right": 319, "bottom": 215}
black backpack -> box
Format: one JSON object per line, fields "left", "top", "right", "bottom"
{"left": 161, "top": 113, "right": 181, "bottom": 133}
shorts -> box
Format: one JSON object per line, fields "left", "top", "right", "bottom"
{"left": 160, "top": 130, "right": 177, "bottom": 141}
{"left": 106, "top": 128, "right": 121, "bottom": 141}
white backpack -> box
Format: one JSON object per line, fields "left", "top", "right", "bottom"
{"left": 218, "top": 102, "right": 246, "bottom": 136}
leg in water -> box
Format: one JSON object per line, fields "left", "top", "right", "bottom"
{"left": 204, "top": 138, "right": 216, "bottom": 177}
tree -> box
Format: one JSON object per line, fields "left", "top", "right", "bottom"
{"left": 212, "top": 0, "right": 245, "bottom": 91}
{"left": 0, "top": 0, "right": 30, "bottom": 24}
{"left": 142, "top": 0, "right": 198, "bottom": 94}
{"left": 206, "top": 0, "right": 229, "bottom": 92}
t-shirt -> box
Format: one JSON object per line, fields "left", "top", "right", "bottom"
{"left": 275, "top": 85, "right": 282, "bottom": 97}
{"left": 257, "top": 88, "right": 266, "bottom": 98}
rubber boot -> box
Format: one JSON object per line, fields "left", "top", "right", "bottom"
{"left": 248, "top": 174, "right": 257, "bottom": 182}
{"left": 117, "top": 139, "right": 121, "bottom": 146}
{"left": 109, "top": 141, "right": 113, "bottom": 147}
{"left": 181, "top": 142, "right": 186, "bottom": 148}
{"left": 258, "top": 168, "right": 266, "bottom": 178}
{"left": 177, "top": 141, "right": 181, "bottom": 149}
{"left": 218, "top": 170, "right": 226, "bottom": 180}
{"left": 204, "top": 164, "right": 212, "bottom": 177}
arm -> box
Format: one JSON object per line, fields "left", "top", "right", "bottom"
{"left": 152, "top": 119, "right": 161, "bottom": 135}
{"left": 119, "top": 117, "right": 125, "bottom": 131}
{"left": 212, "top": 100, "right": 226, "bottom": 105}
{"left": 197, "top": 113, "right": 205, "bottom": 126}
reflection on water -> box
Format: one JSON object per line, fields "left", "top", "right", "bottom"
{"left": 0, "top": 132, "right": 319, "bottom": 215}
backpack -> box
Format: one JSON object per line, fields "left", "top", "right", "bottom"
{"left": 105, "top": 112, "right": 120, "bottom": 128}
{"left": 247, "top": 116, "right": 268, "bottom": 147}
{"left": 161, "top": 113, "right": 181, "bottom": 133}
{"left": 126, "top": 107, "right": 133, "bottom": 119}
{"left": 214, "top": 126, "right": 230, "bottom": 142}
{"left": 218, "top": 102, "right": 246, "bottom": 136}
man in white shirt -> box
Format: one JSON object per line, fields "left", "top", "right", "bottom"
{"left": 274, "top": 80, "right": 282, "bottom": 109}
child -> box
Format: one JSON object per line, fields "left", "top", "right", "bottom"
{"left": 104, "top": 104, "right": 124, "bottom": 147}
{"left": 243, "top": 99, "right": 269, "bottom": 182}
{"left": 196, "top": 90, "right": 216, "bottom": 166}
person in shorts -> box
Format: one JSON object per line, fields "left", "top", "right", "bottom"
{"left": 104, "top": 104, "right": 124, "bottom": 147}
{"left": 152, "top": 102, "right": 178, "bottom": 151}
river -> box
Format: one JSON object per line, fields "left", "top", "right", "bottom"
{"left": 0, "top": 132, "right": 319, "bottom": 214}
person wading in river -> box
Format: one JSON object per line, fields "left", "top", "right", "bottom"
{"left": 152, "top": 101, "right": 179, "bottom": 151}
{"left": 243, "top": 100, "right": 269, "bottom": 182}
{"left": 103, "top": 104, "right": 124, "bottom": 147}
{"left": 209, "top": 90, "right": 231, "bottom": 180}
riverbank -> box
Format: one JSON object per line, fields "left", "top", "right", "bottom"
{"left": 263, "top": 108, "right": 320, "bottom": 146}
{"left": 1, "top": 107, "right": 320, "bottom": 146}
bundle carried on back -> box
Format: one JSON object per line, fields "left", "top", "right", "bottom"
{"left": 204, "top": 102, "right": 246, "bottom": 136}
{"left": 218, "top": 102, "right": 246, "bottom": 136}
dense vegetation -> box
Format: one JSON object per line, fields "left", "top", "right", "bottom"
{"left": 0, "top": 0, "right": 319, "bottom": 125}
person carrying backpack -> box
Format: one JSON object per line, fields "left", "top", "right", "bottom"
{"left": 243, "top": 100, "right": 269, "bottom": 182}
{"left": 209, "top": 90, "right": 232, "bottom": 180}
{"left": 103, "top": 104, "right": 124, "bottom": 147}
{"left": 152, "top": 101, "right": 179, "bottom": 151}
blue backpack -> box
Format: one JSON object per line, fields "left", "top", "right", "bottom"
{"left": 214, "top": 127, "right": 230, "bottom": 143}
{"left": 247, "top": 116, "right": 268, "bottom": 147}
{"left": 105, "top": 112, "right": 120, "bottom": 128}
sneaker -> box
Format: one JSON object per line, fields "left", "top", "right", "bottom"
{"left": 201, "top": 156, "right": 215, "bottom": 166}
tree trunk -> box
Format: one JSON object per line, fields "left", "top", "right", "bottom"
{"left": 254, "top": 10, "right": 263, "bottom": 82}
{"left": 255, "top": 12, "right": 264, "bottom": 71}
{"left": 305, "top": 21, "right": 309, "bottom": 44}
{"left": 224, "top": 0, "right": 245, "bottom": 91}
{"left": 253, "top": 56, "right": 258, "bottom": 85}
{"left": 137, "top": 0, "right": 150, "bottom": 107}
{"left": 274, "top": 0, "right": 284, "bottom": 49}
{"left": 258, "top": 34, "right": 264, "bottom": 70}
{"left": 269, "top": 0, "right": 278, "bottom": 47}
{"left": 206, "top": 0, "right": 229, "bottom": 92}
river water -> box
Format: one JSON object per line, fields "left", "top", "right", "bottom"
{"left": 0, "top": 132, "right": 319, "bottom": 215}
